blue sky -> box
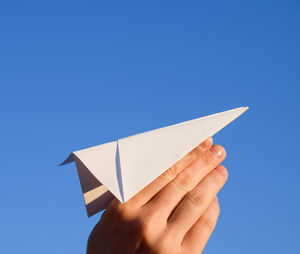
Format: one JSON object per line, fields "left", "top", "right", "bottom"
{"left": 0, "top": 1, "right": 299, "bottom": 253}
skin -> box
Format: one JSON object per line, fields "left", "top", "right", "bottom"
{"left": 87, "top": 137, "right": 227, "bottom": 254}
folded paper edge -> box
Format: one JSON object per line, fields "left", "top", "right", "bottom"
{"left": 59, "top": 153, "right": 74, "bottom": 166}
{"left": 60, "top": 152, "right": 115, "bottom": 216}
{"left": 116, "top": 141, "right": 125, "bottom": 203}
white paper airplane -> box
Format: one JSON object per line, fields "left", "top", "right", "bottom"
{"left": 61, "top": 107, "right": 248, "bottom": 217}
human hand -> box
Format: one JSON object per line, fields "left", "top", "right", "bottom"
{"left": 87, "top": 137, "right": 227, "bottom": 254}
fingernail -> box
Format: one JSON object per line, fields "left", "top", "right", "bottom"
{"left": 216, "top": 166, "right": 228, "bottom": 176}
{"left": 211, "top": 146, "right": 223, "bottom": 158}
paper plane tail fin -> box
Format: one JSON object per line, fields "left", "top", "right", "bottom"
{"left": 60, "top": 141, "right": 122, "bottom": 217}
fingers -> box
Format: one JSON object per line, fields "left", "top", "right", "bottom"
{"left": 182, "top": 197, "right": 220, "bottom": 254}
{"left": 167, "top": 165, "right": 227, "bottom": 238}
{"left": 145, "top": 144, "right": 226, "bottom": 217}
{"left": 125, "top": 137, "right": 213, "bottom": 208}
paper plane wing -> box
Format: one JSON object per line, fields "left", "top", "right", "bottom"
{"left": 62, "top": 106, "right": 248, "bottom": 217}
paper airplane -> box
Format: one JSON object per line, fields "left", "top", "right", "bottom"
{"left": 62, "top": 107, "right": 248, "bottom": 217}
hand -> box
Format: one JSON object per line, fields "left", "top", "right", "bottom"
{"left": 87, "top": 137, "right": 227, "bottom": 254}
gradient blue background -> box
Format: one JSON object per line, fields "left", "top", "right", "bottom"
{"left": 1, "top": 1, "right": 299, "bottom": 253}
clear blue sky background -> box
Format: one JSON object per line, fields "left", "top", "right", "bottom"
{"left": 1, "top": 1, "right": 299, "bottom": 253}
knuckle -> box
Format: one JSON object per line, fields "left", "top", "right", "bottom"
{"left": 214, "top": 198, "right": 220, "bottom": 212}
{"left": 140, "top": 212, "right": 162, "bottom": 234}
{"left": 199, "top": 216, "right": 216, "bottom": 231}
{"left": 173, "top": 170, "right": 195, "bottom": 192}
{"left": 189, "top": 147, "right": 203, "bottom": 161}
{"left": 161, "top": 164, "right": 179, "bottom": 180}
{"left": 190, "top": 145, "right": 202, "bottom": 155}
{"left": 200, "top": 151, "right": 217, "bottom": 167}
{"left": 211, "top": 198, "right": 220, "bottom": 215}
{"left": 186, "top": 191, "right": 207, "bottom": 208}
